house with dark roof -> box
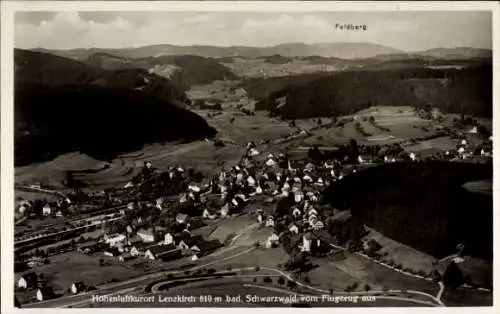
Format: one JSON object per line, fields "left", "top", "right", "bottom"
{"left": 144, "top": 244, "right": 182, "bottom": 261}
{"left": 177, "top": 235, "right": 205, "bottom": 250}
{"left": 130, "top": 241, "right": 155, "bottom": 256}
{"left": 189, "top": 239, "right": 223, "bottom": 256}
{"left": 176, "top": 213, "right": 189, "bottom": 224}
{"left": 78, "top": 242, "right": 108, "bottom": 254}
{"left": 173, "top": 232, "right": 195, "bottom": 249}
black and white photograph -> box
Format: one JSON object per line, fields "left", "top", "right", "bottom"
{"left": 1, "top": 1, "right": 498, "bottom": 311}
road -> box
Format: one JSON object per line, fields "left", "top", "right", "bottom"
{"left": 23, "top": 228, "right": 263, "bottom": 308}
{"left": 15, "top": 185, "right": 67, "bottom": 198}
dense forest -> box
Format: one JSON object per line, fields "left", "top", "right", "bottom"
{"left": 15, "top": 84, "right": 216, "bottom": 166}
{"left": 88, "top": 53, "right": 240, "bottom": 90}
{"left": 15, "top": 49, "right": 190, "bottom": 107}
{"left": 321, "top": 161, "right": 493, "bottom": 260}
{"left": 248, "top": 65, "right": 492, "bottom": 119}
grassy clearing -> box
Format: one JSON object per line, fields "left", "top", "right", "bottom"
{"left": 223, "top": 246, "right": 290, "bottom": 270}
{"left": 364, "top": 228, "right": 437, "bottom": 274}
{"left": 307, "top": 257, "right": 376, "bottom": 291}
{"left": 21, "top": 252, "right": 142, "bottom": 291}
{"left": 332, "top": 255, "right": 438, "bottom": 294}
{"left": 15, "top": 191, "right": 61, "bottom": 203}
{"left": 221, "top": 58, "right": 339, "bottom": 78}
{"left": 208, "top": 215, "right": 259, "bottom": 243}
{"left": 405, "top": 136, "right": 456, "bottom": 154}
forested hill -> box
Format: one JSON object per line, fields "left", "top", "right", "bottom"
{"left": 321, "top": 161, "right": 493, "bottom": 261}
{"left": 250, "top": 65, "right": 492, "bottom": 119}
{"left": 15, "top": 84, "right": 216, "bottom": 166}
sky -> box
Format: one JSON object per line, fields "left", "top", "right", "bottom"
{"left": 15, "top": 11, "right": 492, "bottom": 52}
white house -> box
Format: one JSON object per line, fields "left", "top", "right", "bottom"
{"left": 220, "top": 204, "right": 230, "bottom": 218}
{"left": 176, "top": 213, "right": 188, "bottom": 224}
{"left": 179, "top": 194, "right": 188, "bottom": 204}
{"left": 124, "top": 181, "right": 134, "bottom": 189}
{"left": 265, "top": 233, "right": 280, "bottom": 248}
{"left": 292, "top": 207, "right": 301, "bottom": 217}
{"left": 248, "top": 148, "right": 260, "bottom": 157}
{"left": 17, "top": 277, "right": 28, "bottom": 289}
{"left": 137, "top": 230, "right": 155, "bottom": 243}
{"left": 191, "top": 254, "right": 199, "bottom": 262}
{"left": 202, "top": 209, "right": 216, "bottom": 219}
{"left": 461, "top": 139, "right": 468, "bottom": 146}
{"left": 18, "top": 205, "right": 26, "bottom": 214}
{"left": 409, "top": 152, "right": 417, "bottom": 161}
{"left": 70, "top": 282, "right": 85, "bottom": 294}
{"left": 266, "top": 158, "right": 277, "bottom": 167}
{"left": 311, "top": 220, "right": 324, "bottom": 230}
{"left": 481, "top": 149, "right": 492, "bottom": 157}
{"left": 164, "top": 233, "right": 174, "bottom": 245}
{"left": 301, "top": 235, "right": 312, "bottom": 252}
{"left": 303, "top": 175, "right": 313, "bottom": 183}
{"left": 177, "top": 240, "right": 190, "bottom": 250}
{"left": 42, "top": 205, "right": 51, "bottom": 216}
{"left": 188, "top": 185, "right": 201, "bottom": 193}
{"left": 289, "top": 224, "right": 299, "bottom": 234}
{"left": 247, "top": 176, "right": 256, "bottom": 187}
{"left": 127, "top": 202, "right": 135, "bottom": 210}
{"left": 468, "top": 126, "right": 478, "bottom": 134}
{"left": 257, "top": 213, "right": 263, "bottom": 223}
{"left": 36, "top": 287, "right": 55, "bottom": 301}
{"left": 255, "top": 186, "right": 263, "bottom": 194}
{"left": 265, "top": 216, "right": 275, "bottom": 227}
{"left": 308, "top": 208, "right": 318, "bottom": 216}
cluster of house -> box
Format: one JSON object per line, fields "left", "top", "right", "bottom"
{"left": 16, "top": 197, "right": 71, "bottom": 217}
{"left": 79, "top": 224, "right": 222, "bottom": 264}
{"left": 16, "top": 271, "right": 90, "bottom": 302}
{"left": 452, "top": 135, "right": 493, "bottom": 160}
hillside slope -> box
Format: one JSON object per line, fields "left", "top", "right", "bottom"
{"left": 14, "top": 49, "right": 216, "bottom": 166}
{"left": 322, "top": 161, "right": 493, "bottom": 260}
{"left": 15, "top": 49, "right": 189, "bottom": 106}
{"left": 86, "top": 53, "right": 239, "bottom": 90}
{"left": 250, "top": 65, "right": 492, "bottom": 119}
{"left": 15, "top": 83, "right": 216, "bottom": 166}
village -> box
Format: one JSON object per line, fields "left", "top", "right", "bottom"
{"left": 13, "top": 115, "right": 493, "bottom": 305}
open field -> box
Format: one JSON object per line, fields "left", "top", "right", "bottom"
{"left": 221, "top": 58, "right": 343, "bottom": 78}
{"left": 222, "top": 246, "right": 290, "bottom": 270}
{"left": 17, "top": 252, "right": 142, "bottom": 291}
{"left": 14, "top": 106, "right": 491, "bottom": 194}
{"left": 363, "top": 228, "right": 438, "bottom": 274}
{"left": 331, "top": 255, "right": 438, "bottom": 294}
{"left": 208, "top": 215, "right": 259, "bottom": 243}
{"left": 307, "top": 257, "right": 376, "bottom": 291}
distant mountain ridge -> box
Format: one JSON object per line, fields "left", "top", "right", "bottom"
{"left": 15, "top": 48, "right": 190, "bottom": 107}
{"left": 32, "top": 42, "right": 491, "bottom": 60}
{"left": 85, "top": 53, "right": 239, "bottom": 90}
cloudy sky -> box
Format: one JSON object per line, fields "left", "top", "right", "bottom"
{"left": 15, "top": 11, "right": 492, "bottom": 51}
